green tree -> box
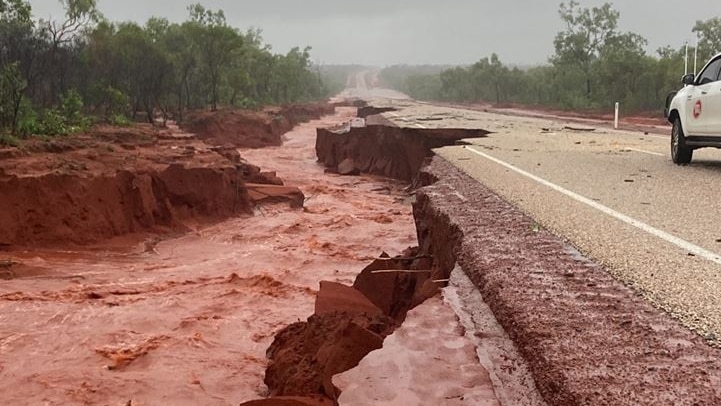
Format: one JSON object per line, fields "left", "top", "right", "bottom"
{"left": 0, "top": 62, "right": 27, "bottom": 134}
{"left": 693, "top": 18, "right": 721, "bottom": 63}
{"left": 1, "top": 0, "right": 335, "bottom": 135}
{"left": 469, "top": 54, "right": 509, "bottom": 104}
{"left": 0, "top": 0, "right": 31, "bottom": 22}
{"left": 440, "top": 67, "right": 472, "bottom": 101}
{"left": 552, "top": 1, "right": 619, "bottom": 99}
{"left": 161, "top": 21, "right": 198, "bottom": 120}
{"left": 42, "top": 0, "right": 100, "bottom": 102}
{"left": 595, "top": 32, "right": 649, "bottom": 109}
{"left": 187, "top": 4, "right": 242, "bottom": 111}
{"left": 0, "top": 1, "right": 32, "bottom": 134}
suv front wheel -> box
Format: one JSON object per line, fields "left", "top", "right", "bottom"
{"left": 671, "top": 118, "right": 693, "bottom": 164}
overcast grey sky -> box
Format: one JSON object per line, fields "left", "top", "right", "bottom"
{"left": 26, "top": 0, "right": 720, "bottom": 66}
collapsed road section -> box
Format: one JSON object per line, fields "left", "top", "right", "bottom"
{"left": 0, "top": 105, "right": 424, "bottom": 405}
{"left": 3, "top": 95, "right": 720, "bottom": 406}
{"left": 316, "top": 119, "right": 487, "bottom": 181}
{"left": 306, "top": 100, "right": 721, "bottom": 405}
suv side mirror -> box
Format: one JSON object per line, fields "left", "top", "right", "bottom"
{"left": 682, "top": 73, "right": 696, "bottom": 85}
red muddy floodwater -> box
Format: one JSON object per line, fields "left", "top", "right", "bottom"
{"left": 0, "top": 107, "right": 418, "bottom": 405}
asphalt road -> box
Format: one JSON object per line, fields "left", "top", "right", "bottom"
{"left": 377, "top": 101, "right": 721, "bottom": 342}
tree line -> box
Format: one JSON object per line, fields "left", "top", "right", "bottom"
{"left": 0, "top": 0, "right": 334, "bottom": 141}
{"left": 380, "top": 1, "right": 721, "bottom": 114}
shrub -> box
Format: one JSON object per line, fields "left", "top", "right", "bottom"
{"left": 0, "top": 133, "right": 21, "bottom": 147}
{"left": 60, "top": 90, "right": 92, "bottom": 129}
{"left": 15, "top": 97, "right": 40, "bottom": 136}
{"left": 32, "top": 90, "right": 93, "bottom": 136}
{"left": 109, "top": 113, "right": 131, "bottom": 126}
{"left": 103, "top": 86, "right": 131, "bottom": 118}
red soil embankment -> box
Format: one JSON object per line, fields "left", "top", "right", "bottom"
{"left": 0, "top": 104, "right": 326, "bottom": 247}
{"left": 184, "top": 103, "right": 335, "bottom": 149}
{"left": 0, "top": 165, "right": 247, "bottom": 246}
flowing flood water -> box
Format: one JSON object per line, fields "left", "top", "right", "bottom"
{"left": 0, "top": 107, "right": 418, "bottom": 405}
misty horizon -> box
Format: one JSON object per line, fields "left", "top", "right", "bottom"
{"left": 25, "top": 0, "right": 720, "bottom": 67}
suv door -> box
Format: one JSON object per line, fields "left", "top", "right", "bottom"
{"left": 686, "top": 56, "right": 721, "bottom": 135}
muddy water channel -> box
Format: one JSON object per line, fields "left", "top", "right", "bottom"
{"left": 0, "top": 108, "right": 419, "bottom": 405}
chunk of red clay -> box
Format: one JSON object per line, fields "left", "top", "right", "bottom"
{"left": 315, "top": 281, "right": 383, "bottom": 316}
{"left": 245, "top": 183, "right": 305, "bottom": 208}
{"left": 183, "top": 103, "right": 335, "bottom": 149}
{"left": 353, "top": 250, "right": 437, "bottom": 321}
{"left": 263, "top": 310, "right": 391, "bottom": 399}
{"left": 249, "top": 248, "right": 445, "bottom": 405}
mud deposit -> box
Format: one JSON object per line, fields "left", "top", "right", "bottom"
{"left": 414, "top": 157, "right": 721, "bottom": 406}
{"left": 0, "top": 108, "right": 419, "bottom": 405}
{"left": 316, "top": 123, "right": 488, "bottom": 181}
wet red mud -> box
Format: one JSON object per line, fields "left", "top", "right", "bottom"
{"left": 414, "top": 156, "right": 721, "bottom": 405}
{"left": 0, "top": 107, "right": 419, "bottom": 405}
{"left": 249, "top": 248, "right": 440, "bottom": 404}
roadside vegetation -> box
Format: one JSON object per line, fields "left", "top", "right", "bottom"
{"left": 380, "top": 1, "right": 721, "bottom": 114}
{"left": 0, "top": 0, "right": 337, "bottom": 144}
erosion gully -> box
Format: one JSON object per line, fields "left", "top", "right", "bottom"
{"left": 0, "top": 105, "right": 517, "bottom": 406}
{"left": 2, "top": 100, "right": 719, "bottom": 406}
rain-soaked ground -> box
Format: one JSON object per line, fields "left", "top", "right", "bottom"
{"left": 0, "top": 107, "right": 418, "bottom": 405}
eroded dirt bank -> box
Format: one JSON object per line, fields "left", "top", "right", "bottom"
{"left": 316, "top": 122, "right": 488, "bottom": 181}
{"left": 184, "top": 103, "right": 335, "bottom": 149}
{"left": 235, "top": 108, "right": 484, "bottom": 405}
{"left": 414, "top": 156, "right": 721, "bottom": 405}
{"left": 0, "top": 105, "right": 327, "bottom": 247}
{"left": 0, "top": 108, "right": 420, "bottom": 405}
{"left": 243, "top": 249, "right": 439, "bottom": 405}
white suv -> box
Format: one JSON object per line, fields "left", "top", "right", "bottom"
{"left": 667, "top": 52, "right": 721, "bottom": 164}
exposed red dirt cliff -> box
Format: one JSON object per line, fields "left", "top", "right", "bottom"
{"left": 316, "top": 123, "right": 488, "bottom": 181}
{"left": 0, "top": 105, "right": 326, "bottom": 247}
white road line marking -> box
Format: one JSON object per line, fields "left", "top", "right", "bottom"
{"left": 463, "top": 146, "right": 721, "bottom": 265}
{"left": 625, "top": 147, "right": 665, "bottom": 157}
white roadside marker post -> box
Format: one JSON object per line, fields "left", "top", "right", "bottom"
{"left": 614, "top": 102, "right": 620, "bottom": 130}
